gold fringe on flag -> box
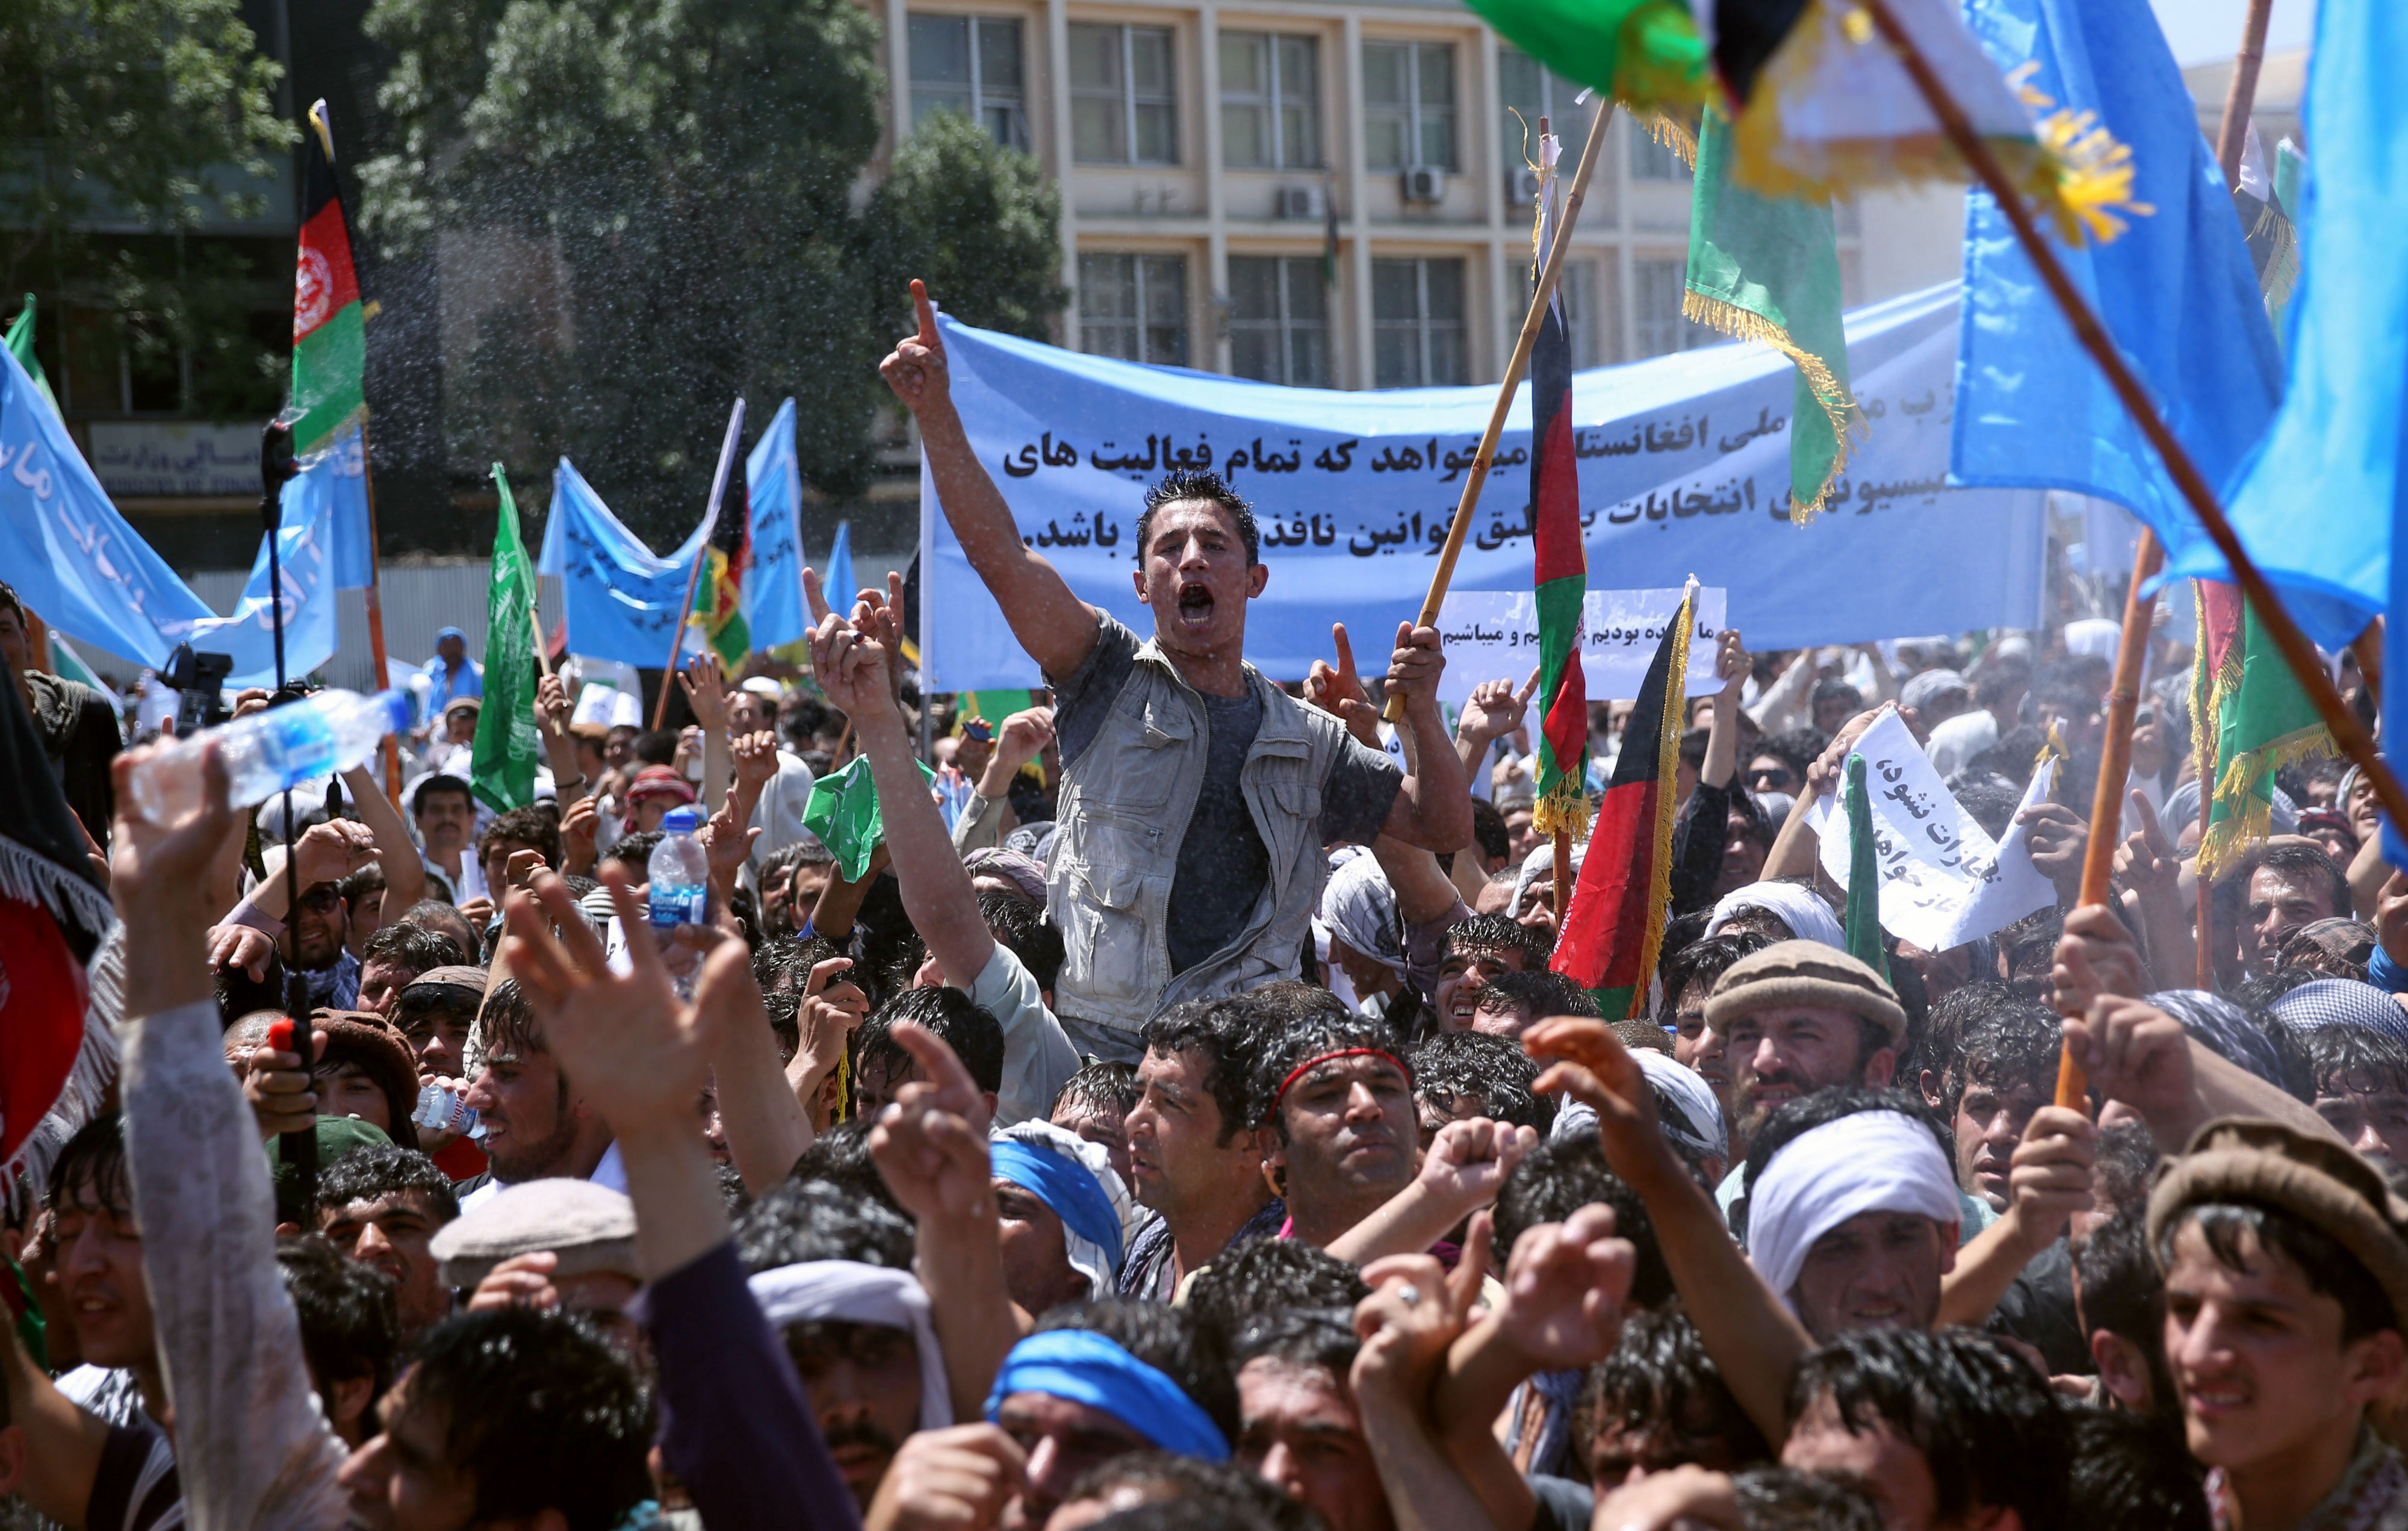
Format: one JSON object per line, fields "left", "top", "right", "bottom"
{"left": 1533, "top": 775, "right": 1593, "bottom": 843}
{"left": 2195, "top": 722, "right": 2335, "bottom": 880}
{"left": 1679, "top": 289, "right": 1867, "bottom": 523}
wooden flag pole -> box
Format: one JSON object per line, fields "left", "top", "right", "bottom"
{"left": 531, "top": 602, "right": 554, "bottom": 680}
{"left": 1857, "top": 0, "right": 2408, "bottom": 893}
{"left": 1382, "top": 93, "right": 1613, "bottom": 725}
{"left": 2212, "top": 0, "right": 2276, "bottom": 190}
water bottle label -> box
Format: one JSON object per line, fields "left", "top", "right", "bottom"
{"left": 648, "top": 885, "right": 710, "bottom": 930}
{"left": 271, "top": 707, "right": 341, "bottom": 781}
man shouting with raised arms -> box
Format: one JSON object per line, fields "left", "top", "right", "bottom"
{"left": 881, "top": 281, "right": 1471, "bottom": 1060}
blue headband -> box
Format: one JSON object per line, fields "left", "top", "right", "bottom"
{"left": 989, "top": 1139, "right": 1123, "bottom": 1275}
{"left": 984, "top": 1330, "right": 1229, "bottom": 1461}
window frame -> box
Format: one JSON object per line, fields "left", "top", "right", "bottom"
{"left": 1218, "top": 31, "right": 1321, "bottom": 170}
{"left": 907, "top": 13, "right": 1031, "bottom": 151}
{"left": 1226, "top": 254, "right": 1332, "bottom": 387}
{"left": 1070, "top": 22, "right": 1179, "bottom": 166}
{"left": 1370, "top": 255, "right": 1467, "bottom": 388}
{"left": 1361, "top": 39, "right": 1457, "bottom": 172}
{"left": 1078, "top": 251, "right": 1190, "bottom": 367}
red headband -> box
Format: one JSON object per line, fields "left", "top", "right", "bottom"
{"left": 1273, "top": 1048, "right": 1410, "bottom": 1112}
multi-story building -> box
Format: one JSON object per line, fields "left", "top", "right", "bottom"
{"left": 875, "top": 0, "right": 1966, "bottom": 388}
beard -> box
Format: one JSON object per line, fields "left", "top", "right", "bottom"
{"left": 488, "top": 1094, "right": 584, "bottom": 1184}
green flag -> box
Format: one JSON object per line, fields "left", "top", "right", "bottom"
{"left": 4, "top": 296, "right": 59, "bottom": 417}
{"left": 1843, "top": 753, "right": 1889, "bottom": 981}
{"left": 1684, "top": 110, "right": 1861, "bottom": 523}
{"left": 2198, "top": 599, "right": 2333, "bottom": 879}
{"left": 802, "top": 754, "right": 937, "bottom": 883}
{"left": 470, "top": 464, "right": 542, "bottom": 813}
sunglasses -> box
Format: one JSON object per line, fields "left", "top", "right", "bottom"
{"left": 297, "top": 886, "right": 344, "bottom": 915}
{"left": 1747, "top": 765, "right": 1795, "bottom": 790}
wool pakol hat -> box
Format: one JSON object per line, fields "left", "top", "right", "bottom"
{"left": 429, "top": 1177, "right": 639, "bottom": 1289}
{"left": 2147, "top": 1116, "right": 2408, "bottom": 1334}
{"left": 1704, "top": 939, "right": 1907, "bottom": 1049}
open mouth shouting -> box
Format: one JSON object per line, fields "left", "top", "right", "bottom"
{"left": 1174, "top": 580, "right": 1216, "bottom": 630}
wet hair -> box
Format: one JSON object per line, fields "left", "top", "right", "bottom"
{"left": 1443, "top": 913, "right": 1556, "bottom": 968}
{"left": 476, "top": 978, "right": 546, "bottom": 1064}
{"left": 1052, "top": 1060, "right": 1141, "bottom": 1122}
{"left": 1138, "top": 999, "right": 1265, "bottom": 1147}
{"left": 1996, "top": 907, "right": 2065, "bottom": 1002}
{"left": 736, "top": 1175, "right": 916, "bottom": 1273}
{"left": 1135, "top": 470, "right": 1261, "bottom": 567}
{"left": 2306, "top": 1023, "right": 2408, "bottom": 1101}
{"left": 1738, "top": 1088, "right": 1953, "bottom": 1243}
{"left": 405, "top": 1306, "right": 654, "bottom": 1531}
{"left": 2064, "top": 1408, "right": 2209, "bottom": 1530}
{"left": 1731, "top": 1467, "right": 1886, "bottom": 1531}
{"left": 1469, "top": 797, "right": 1511, "bottom": 865}
{"left": 1029, "top": 1299, "right": 1240, "bottom": 1449}
{"left": 1944, "top": 1001, "right": 2064, "bottom": 1116}
{"left": 1658, "top": 932, "right": 1775, "bottom": 1020}
{"left": 789, "top": 1120, "right": 910, "bottom": 1220}
{"left": 339, "top": 863, "right": 386, "bottom": 913}
{"left": 410, "top": 774, "right": 473, "bottom": 817}
{"left": 1492, "top": 1135, "right": 1674, "bottom": 1307}
{"left": 632, "top": 729, "right": 679, "bottom": 767}
{"left": 1226, "top": 1306, "right": 1362, "bottom": 1379}
{"left": 1249, "top": 1010, "right": 1413, "bottom": 1136}
{"left": 2227, "top": 839, "right": 2351, "bottom": 924}
{"left": 276, "top": 1232, "right": 402, "bottom": 1417}
{"left": 2088, "top": 1120, "right": 2162, "bottom": 1220}
{"left": 214, "top": 949, "right": 290, "bottom": 1030}
{"left": 48, "top": 1110, "right": 130, "bottom": 1220}
{"left": 1951, "top": 775, "right": 2024, "bottom": 839}
{"left": 599, "top": 830, "right": 662, "bottom": 877}
{"left": 1913, "top": 980, "right": 2012, "bottom": 1098}
{"left": 361, "top": 921, "right": 465, "bottom": 980}
{"left": 1575, "top": 1306, "right": 1769, "bottom": 1485}
{"left": 1061, "top": 1452, "right": 1318, "bottom": 1531}
{"left": 1472, "top": 968, "right": 1599, "bottom": 1023}
{"left": 2073, "top": 1207, "right": 2173, "bottom": 1411}
{"left": 476, "top": 806, "right": 563, "bottom": 870}
{"left": 752, "top": 933, "right": 849, "bottom": 995}
{"left": 395, "top": 900, "right": 482, "bottom": 966}
{"left": 855, "top": 987, "right": 1005, "bottom": 1095}
{"left": 2158, "top": 1198, "right": 2399, "bottom": 1343}
{"left": 314, "top": 1145, "right": 461, "bottom": 1226}
{"left": 1787, "top": 1327, "right": 2069, "bottom": 1531}
{"left": 760, "top": 991, "right": 801, "bottom": 1064}
{"left": 1187, "top": 1240, "right": 1368, "bottom": 1350}
{"left": 1241, "top": 978, "right": 1353, "bottom": 1027}
{"left": 981, "top": 889, "right": 1066, "bottom": 993}
{"left": 1410, "top": 1030, "right": 1557, "bottom": 1136}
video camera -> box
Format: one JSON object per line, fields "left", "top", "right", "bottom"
{"left": 160, "top": 642, "right": 234, "bottom": 736}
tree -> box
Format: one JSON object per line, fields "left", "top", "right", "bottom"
{"left": 357, "top": 0, "right": 1066, "bottom": 544}
{"left": 0, "top": 0, "right": 296, "bottom": 418}
{"left": 867, "top": 111, "right": 1067, "bottom": 344}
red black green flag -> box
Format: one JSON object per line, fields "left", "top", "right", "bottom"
{"left": 694, "top": 451, "right": 752, "bottom": 668}
{"left": 1551, "top": 585, "right": 1695, "bottom": 1018}
{"left": 291, "top": 100, "right": 366, "bottom": 454}
{"left": 1529, "top": 126, "right": 1590, "bottom": 842}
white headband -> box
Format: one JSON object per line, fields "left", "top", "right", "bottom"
{"left": 1745, "top": 1111, "right": 1960, "bottom": 1311}
{"left": 747, "top": 1261, "right": 954, "bottom": 1430}
{"left": 1703, "top": 880, "right": 1848, "bottom": 951}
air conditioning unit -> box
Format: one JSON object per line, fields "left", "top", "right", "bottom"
{"left": 1276, "top": 184, "right": 1321, "bottom": 220}
{"left": 1510, "top": 167, "right": 1544, "bottom": 205}
{"left": 1401, "top": 164, "right": 1447, "bottom": 203}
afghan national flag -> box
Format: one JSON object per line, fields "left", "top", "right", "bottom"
{"left": 470, "top": 464, "right": 542, "bottom": 812}
{"left": 695, "top": 448, "right": 752, "bottom": 669}
{"left": 4, "top": 296, "right": 58, "bottom": 417}
{"left": 1530, "top": 127, "right": 1591, "bottom": 842}
{"left": 1462, "top": 0, "right": 1706, "bottom": 114}
{"left": 291, "top": 101, "right": 367, "bottom": 455}
{"left": 2198, "top": 595, "right": 2333, "bottom": 879}
{"left": 1551, "top": 586, "right": 1694, "bottom": 1017}
{"left": 1685, "top": 109, "right": 1858, "bottom": 523}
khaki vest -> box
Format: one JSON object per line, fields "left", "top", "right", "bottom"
{"left": 1047, "top": 636, "right": 1351, "bottom": 1034}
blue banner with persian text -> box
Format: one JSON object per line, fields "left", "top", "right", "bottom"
{"left": 921, "top": 282, "right": 2047, "bottom": 691}
{"left": 536, "top": 456, "right": 709, "bottom": 669}
{"left": 743, "top": 397, "right": 808, "bottom": 650}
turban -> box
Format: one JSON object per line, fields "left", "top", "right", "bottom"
{"left": 991, "top": 1120, "right": 1137, "bottom": 1293}
{"left": 1320, "top": 854, "right": 1406, "bottom": 981}
{"left": 1634, "top": 1049, "right": 1727, "bottom": 1166}
{"left": 2150, "top": 990, "right": 2291, "bottom": 1091}
{"left": 1704, "top": 881, "right": 1848, "bottom": 952}
{"left": 2268, "top": 979, "right": 2408, "bottom": 1048}
{"left": 963, "top": 848, "right": 1050, "bottom": 906}
{"left": 748, "top": 1261, "right": 952, "bottom": 1429}
{"left": 1746, "top": 1111, "right": 1960, "bottom": 1310}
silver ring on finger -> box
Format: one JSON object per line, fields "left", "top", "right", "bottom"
{"left": 1395, "top": 1284, "right": 1421, "bottom": 1306}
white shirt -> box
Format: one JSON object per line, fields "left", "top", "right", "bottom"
{"left": 455, "top": 1139, "right": 626, "bottom": 1214}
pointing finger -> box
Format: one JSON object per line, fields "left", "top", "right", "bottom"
{"left": 911, "top": 279, "right": 939, "bottom": 346}
{"left": 1332, "top": 623, "right": 1356, "bottom": 681}
{"left": 1518, "top": 664, "right": 1542, "bottom": 704}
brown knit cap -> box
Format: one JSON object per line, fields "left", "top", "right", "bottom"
{"left": 1702, "top": 939, "right": 1907, "bottom": 1049}
{"left": 2147, "top": 1116, "right": 2408, "bottom": 1333}
{"left": 309, "top": 1010, "right": 423, "bottom": 1152}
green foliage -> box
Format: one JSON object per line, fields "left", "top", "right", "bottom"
{"left": 867, "top": 111, "right": 1067, "bottom": 342}
{"left": 359, "top": 0, "right": 1066, "bottom": 544}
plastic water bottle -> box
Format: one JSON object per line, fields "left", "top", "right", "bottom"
{"left": 647, "top": 805, "right": 713, "bottom": 996}
{"left": 129, "top": 689, "right": 413, "bottom": 825}
{"left": 413, "top": 1083, "right": 482, "bottom": 1140}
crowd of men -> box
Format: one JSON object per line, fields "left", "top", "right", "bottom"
{"left": 7, "top": 290, "right": 2408, "bottom": 1531}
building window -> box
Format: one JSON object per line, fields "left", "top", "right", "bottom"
{"left": 1515, "top": 259, "right": 1598, "bottom": 371}
{"left": 1071, "top": 23, "right": 1176, "bottom": 164}
{"left": 1372, "top": 256, "right": 1465, "bottom": 387}
{"left": 1628, "top": 119, "right": 1692, "bottom": 182}
{"left": 1220, "top": 33, "right": 1320, "bottom": 170}
{"left": 909, "top": 14, "right": 1029, "bottom": 151}
{"left": 1228, "top": 255, "right": 1330, "bottom": 387}
{"left": 1362, "top": 41, "right": 1455, "bottom": 171}
{"left": 1632, "top": 258, "right": 1716, "bottom": 358}
{"left": 1497, "top": 48, "right": 1591, "bottom": 185}
{"left": 1080, "top": 253, "right": 1187, "bottom": 365}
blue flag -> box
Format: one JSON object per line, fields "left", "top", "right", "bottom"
{"left": 535, "top": 456, "right": 707, "bottom": 667}
{"left": 2189, "top": 0, "right": 2400, "bottom": 654}
{"left": 743, "top": 397, "right": 807, "bottom": 650}
{"left": 1950, "top": 0, "right": 2282, "bottom": 592}
{"left": 314, "top": 418, "right": 376, "bottom": 591}
{"left": 824, "top": 520, "right": 856, "bottom": 615}
{"left": 189, "top": 473, "right": 343, "bottom": 689}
